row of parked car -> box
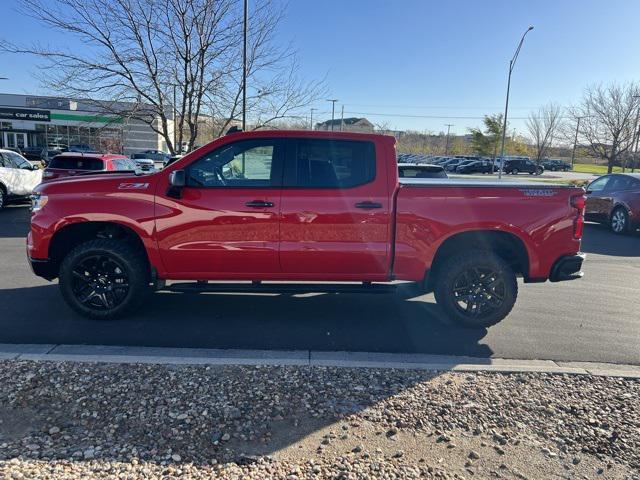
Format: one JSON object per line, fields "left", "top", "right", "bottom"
{"left": 397, "top": 153, "right": 573, "bottom": 176}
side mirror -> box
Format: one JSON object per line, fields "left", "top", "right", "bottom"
{"left": 585, "top": 190, "right": 592, "bottom": 195}
{"left": 167, "top": 170, "right": 185, "bottom": 198}
{"left": 169, "top": 169, "right": 185, "bottom": 187}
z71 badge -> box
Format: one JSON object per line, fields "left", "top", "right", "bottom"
{"left": 118, "top": 182, "right": 150, "bottom": 190}
{"left": 519, "top": 188, "right": 557, "bottom": 197}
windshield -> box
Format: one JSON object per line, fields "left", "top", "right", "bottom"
{"left": 3, "top": 151, "right": 31, "bottom": 169}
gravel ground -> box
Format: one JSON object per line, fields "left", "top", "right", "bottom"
{"left": 0, "top": 360, "right": 638, "bottom": 479}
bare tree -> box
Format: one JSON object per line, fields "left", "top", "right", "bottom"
{"left": 4, "top": 0, "right": 324, "bottom": 154}
{"left": 526, "top": 103, "right": 562, "bottom": 163}
{"left": 567, "top": 82, "right": 640, "bottom": 173}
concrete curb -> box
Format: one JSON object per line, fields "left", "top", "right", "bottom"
{"left": 1, "top": 343, "right": 639, "bottom": 378}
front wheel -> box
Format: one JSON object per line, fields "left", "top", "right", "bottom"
{"left": 0, "top": 187, "right": 5, "bottom": 210}
{"left": 59, "top": 239, "right": 150, "bottom": 319}
{"left": 433, "top": 250, "right": 518, "bottom": 328}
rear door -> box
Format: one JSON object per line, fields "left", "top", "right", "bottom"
{"left": 155, "top": 138, "right": 283, "bottom": 276}
{"left": 279, "top": 137, "right": 392, "bottom": 279}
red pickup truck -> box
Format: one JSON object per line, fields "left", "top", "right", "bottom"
{"left": 27, "top": 130, "right": 585, "bottom": 328}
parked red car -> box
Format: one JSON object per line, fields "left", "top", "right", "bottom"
{"left": 42, "top": 153, "right": 133, "bottom": 182}
{"left": 585, "top": 173, "right": 640, "bottom": 233}
{"left": 28, "top": 130, "right": 585, "bottom": 328}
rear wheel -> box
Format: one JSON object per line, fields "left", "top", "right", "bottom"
{"left": 59, "top": 239, "right": 150, "bottom": 319}
{"left": 511, "top": 168, "right": 519, "bottom": 175}
{"left": 535, "top": 167, "right": 543, "bottom": 175}
{"left": 610, "top": 207, "right": 629, "bottom": 234}
{"left": 433, "top": 250, "right": 517, "bottom": 328}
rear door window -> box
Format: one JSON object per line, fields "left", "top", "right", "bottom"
{"left": 605, "top": 176, "right": 634, "bottom": 192}
{"left": 286, "top": 139, "right": 376, "bottom": 188}
{"left": 49, "top": 157, "right": 104, "bottom": 170}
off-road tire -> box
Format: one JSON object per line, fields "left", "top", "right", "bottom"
{"left": 59, "top": 239, "right": 150, "bottom": 319}
{"left": 433, "top": 250, "right": 518, "bottom": 328}
{"left": 0, "top": 185, "right": 6, "bottom": 210}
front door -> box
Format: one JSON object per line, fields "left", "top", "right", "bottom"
{"left": 3, "top": 132, "right": 27, "bottom": 150}
{"left": 585, "top": 175, "right": 611, "bottom": 222}
{"left": 279, "top": 137, "right": 392, "bottom": 279}
{"left": 155, "top": 138, "right": 284, "bottom": 277}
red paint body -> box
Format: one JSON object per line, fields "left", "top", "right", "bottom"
{"left": 28, "top": 131, "right": 584, "bottom": 283}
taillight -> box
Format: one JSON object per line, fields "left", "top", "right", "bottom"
{"left": 571, "top": 194, "right": 586, "bottom": 239}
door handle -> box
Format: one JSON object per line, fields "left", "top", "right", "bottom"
{"left": 245, "top": 200, "right": 274, "bottom": 208}
{"left": 355, "top": 201, "right": 383, "bottom": 209}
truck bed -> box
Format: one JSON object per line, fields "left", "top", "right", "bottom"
{"left": 393, "top": 180, "right": 584, "bottom": 281}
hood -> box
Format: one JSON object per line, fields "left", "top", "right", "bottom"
{"left": 35, "top": 171, "right": 157, "bottom": 194}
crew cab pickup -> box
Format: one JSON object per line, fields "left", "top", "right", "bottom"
{"left": 27, "top": 131, "right": 586, "bottom": 328}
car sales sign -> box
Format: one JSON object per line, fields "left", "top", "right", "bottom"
{"left": 0, "top": 108, "right": 50, "bottom": 122}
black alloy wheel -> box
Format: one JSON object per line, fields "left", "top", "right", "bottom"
{"left": 59, "top": 239, "right": 149, "bottom": 319}
{"left": 434, "top": 250, "right": 518, "bottom": 328}
{"left": 71, "top": 254, "right": 130, "bottom": 310}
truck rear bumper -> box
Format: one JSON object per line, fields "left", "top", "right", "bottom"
{"left": 549, "top": 253, "right": 585, "bottom": 282}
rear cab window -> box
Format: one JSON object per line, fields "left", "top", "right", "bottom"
{"left": 284, "top": 139, "right": 376, "bottom": 188}
{"left": 49, "top": 157, "right": 104, "bottom": 170}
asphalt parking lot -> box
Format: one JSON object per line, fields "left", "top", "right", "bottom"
{"left": 1, "top": 203, "right": 638, "bottom": 365}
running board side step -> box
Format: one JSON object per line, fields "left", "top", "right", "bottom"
{"left": 163, "top": 282, "right": 397, "bottom": 295}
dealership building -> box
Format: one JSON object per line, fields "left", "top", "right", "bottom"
{"left": 0, "top": 93, "right": 173, "bottom": 155}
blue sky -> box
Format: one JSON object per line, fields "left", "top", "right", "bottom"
{"left": 1, "top": 0, "right": 639, "bottom": 135}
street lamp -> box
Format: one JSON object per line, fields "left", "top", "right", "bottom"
{"left": 444, "top": 124, "right": 453, "bottom": 155}
{"left": 327, "top": 99, "right": 338, "bottom": 131}
{"left": 310, "top": 108, "right": 317, "bottom": 130}
{"left": 242, "top": 0, "right": 248, "bottom": 131}
{"left": 632, "top": 94, "right": 640, "bottom": 172}
{"left": 498, "top": 26, "right": 534, "bottom": 180}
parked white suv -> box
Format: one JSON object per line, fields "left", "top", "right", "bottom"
{"left": 0, "top": 149, "right": 43, "bottom": 209}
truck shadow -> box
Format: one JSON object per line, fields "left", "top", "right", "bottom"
{"left": 581, "top": 223, "right": 640, "bottom": 257}
{"left": 0, "top": 283, "right": 493, "bottom": 357}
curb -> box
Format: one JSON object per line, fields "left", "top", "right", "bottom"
{"left": 1, "top": 344, "right": 639, "bottom": 378}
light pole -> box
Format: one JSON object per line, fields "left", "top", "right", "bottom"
{"left": 310, "top": 108, "right": 316, "bottom": 130}
{"left": 327, "top": 99, "right": 338, "bottom": 131}
{"left": 570, "top": 116, "right": 583, "bottom": 169}
{"left": 242, "top": 0, "right": 248, "bottom": 131}
{"left": 444, "top": 124, "right": 453, "bottom": 155}
{"left": 498, "top": 26, "right": 534, "bottom": 180}
{"left": 172, "top": 85, "right": 177, "bottom": 153}
{"left": 632, "top": 95, "right": 640, "bottom": 172}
